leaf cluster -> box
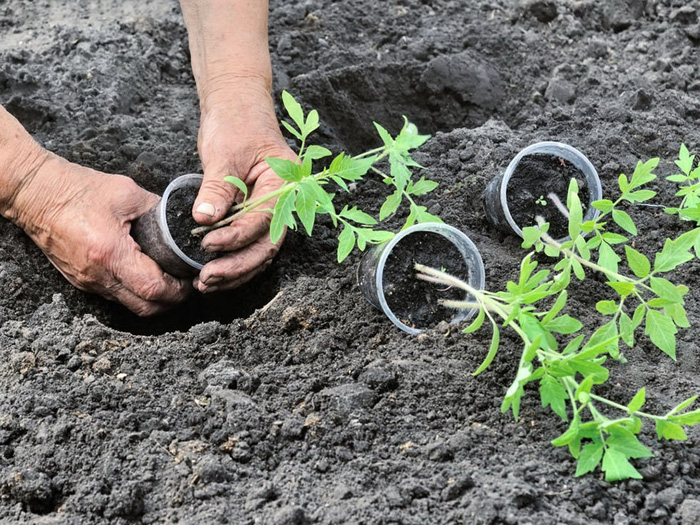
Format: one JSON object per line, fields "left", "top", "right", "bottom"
{"left": 222, "top": 91, "right": 440, "bottom": 262}
{"left": 417, "top": 151, "right": 700, "bottom": 481}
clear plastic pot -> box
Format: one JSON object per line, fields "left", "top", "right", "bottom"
{"left": 131, "top": 174, "right": 204, "bottom": 278}
{"left": 357, "top": 223, "right": 486, "bottom": 335}
{"left": 483, "top": 141, "right": 602, "bottom": 241}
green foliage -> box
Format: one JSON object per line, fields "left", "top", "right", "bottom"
{"left": 217, "top": 91, "right": 440, "bottom": 262}
{"left": 416, "top": 151, "right": 700, "bottom": 481}
{"left": 665, "top": 144, "right": 700, "bottom": 222}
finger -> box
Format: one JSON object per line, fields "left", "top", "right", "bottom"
{"left": 193, "top": 163, "right": 238, "bottom": 225}
{"left": 201, "top": 211, "right": 271, "bottom": 253}
{"left": 108, "top": 284, "right": 175, "bottom": 317}
{"left": 201, "top": 168, "right": 284, "bottom": 252}
{"left": 195, "top": 237, "right": 278, "bottom": 293}
{"left": 117, "top": 240, "right": 193, "bottom": 305}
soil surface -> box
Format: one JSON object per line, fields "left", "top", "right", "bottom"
{"left": 506, "top": 153, "right": 590, "bottom": 239}
{"left": 3, "top": 0, "right": 700, "bottom": 524}
{"left": 383, "top": 231, "right": 470, "bottom": 330}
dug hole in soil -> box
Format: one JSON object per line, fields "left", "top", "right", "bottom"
{"left": 2, "top": 0, "right": 700, "bottom": 523}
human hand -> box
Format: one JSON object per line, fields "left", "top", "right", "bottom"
{"left": 9, "top": 154, "right": 192, "bottom": 316}
{"left": 190, "top": 82, "right": 296, "bottom": 293}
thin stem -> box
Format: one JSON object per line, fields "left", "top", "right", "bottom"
{"left": 589, "top": 393, "right": 662, "bottom": 421}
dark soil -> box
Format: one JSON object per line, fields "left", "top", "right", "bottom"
{"left": 507, "top": 153, "right": 590, "bottom": 239}
{"left": 2, "top": 1, "right": 700, "bottom": 524}
{"left": 382, "top": 231, "right": 470, "bottom": 330}
{"left": 166, "top": 185, "right": 218, "bottom": 265}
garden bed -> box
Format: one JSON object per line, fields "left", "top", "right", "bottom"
{"left": 1, "top": 0, "right": 700, "bottom": 523}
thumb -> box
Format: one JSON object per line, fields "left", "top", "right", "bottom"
{"left": 193, "top": 165, "right": 238, "bottom": 225}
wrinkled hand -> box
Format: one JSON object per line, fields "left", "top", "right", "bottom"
{"left": 191, "top": 84, "right": 296, "bottom": 293}
{"left": 11, "top": 154, "right": 192, "bottom": 316}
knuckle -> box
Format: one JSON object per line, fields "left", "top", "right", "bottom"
{"left": 135, "top": 279, "right": 168, "bottom": 302}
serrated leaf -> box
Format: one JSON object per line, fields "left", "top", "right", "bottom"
{"left": 625, "top": 246, "right": 650, "bottom": 278}
{"left": 675, "top": 144, "right": 693, "bottom": 175}
{"left": 379, "top": 189, "right": 402, "bottom": 221}
{"left": 546, "top": 315, "right": 583, "bottom": 335}
{"left": 645, "top": 309, "right": 677, "bottom": 360}
{"left": 373, "top": 122, "right": 394, "bottom": 149}
{"left": 340, "top": 206, "right": 377, "bottom": 225}
{"left": 282, "top": 90, "right": 305, "bottom": 131}
{"left": 295, "top": 182, "right": 317, "bottom": 236}
{"left": 593, "top": 199, "right": 614, "bottom": 213}
{"left": 650, "top": 276, "right": 685, "bottom": 304}
{"left": 602, "top": 449, "right": 643, "bottom": 482}
{"left": 656, "top": 420, "right": 687, "bottom": 441}
{"left": 266, "top": 157, "right": 303, "bottom": 182}
{"left": 626, "top": 190, "right": 656, "bottom": 203}
{"left": 629, "top": 158, "right": 659, "bottom": 189}
{"left": 612, "top": 209, "right": 637, "bottom": 235}
{"left": 607, "top": 429, "right": 653, "bottom": 459}
{"left": 408, "top": 177, "right": 439, "bottom": 196}
{"left": 540, "top": 375, "right": 568, "bottom": 421}
{"left": 337, "top": 226, "right": 356, "bottom": 263}
{"left": 270, "top": 190, "right": 297, "bottom": 244}
{"left": 394, "top": 117, "right": 431, "bottom": 150}
{"left": 575, "top": 442, "right": 604, "bottom": 477}
{"left": 599, "top": 242, "right": 621, "bottom": 274}
{"left": 304, "top": 145, "right": 332, "bottom": 160}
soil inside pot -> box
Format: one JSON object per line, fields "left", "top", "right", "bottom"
{"left": 166, "top": 185, "right": 219, "bottom": 265}
{"left": 506, "top": 153, "right": 590, "bottom": 239}
{"left": 382, "top": 231, "right": 471, "bottom": 330}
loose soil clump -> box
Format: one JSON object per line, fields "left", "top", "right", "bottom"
{"left": 165, "top": 185, "right": 218, "bottom": 265}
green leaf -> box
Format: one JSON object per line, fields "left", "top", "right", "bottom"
{"left": 463, "top": 308, "right": 485, "bottom": 334}
{"left": 373, "top": 122, "right": 394, "bottom": 148}
{"left": 282, "top": 90, "right": 305, "bottom": 131}
{"left": 270, "top": 190, "right": 297, "bottom": 244}
{"left": 602, "top": 449, "right": 643, "bottom": 482}
{"left": 612, "top": 209, "right": 637, "bottom": 235}
{"left": 628, "top": 158, "right": 659, "bottom": 189}
{"left": 552, "top": 419, "right": 580, "bottom": 447}
{"left": 281, "top": 120, "right": 302, "bottom": 140}
{"left": 598, "top": 242, "right": 621, "bottom": 274}
{"left": 645, "top": 309, "right": 677, "bottom": 360}
{"left": 593, "top": 199, "right": 614, "bottom": 213}
{"left": 545, "top": 315, "right": 583, "bottom": 335}
{"left": 575, "top": 442, "right": 604, "bottom": 477}
{"left": 394, "top": 117, "right": 431, "bottom": 150}
{"left": 654, "top": 237, "right": 695, "bottom": 273}
{"left": 596, "top": 300, "right": 618, "bottom": 315}
{"left": 304, "top": 145, "right": 332, "bottom": 160}
{"left": 223, "top": 176, "right": 249, "bottom": 200}
{"left": 626, "top": 190, "right": 656, "bottom": 203}
{"left": 473, "top": 324, "right": 499, "bottom": 376}
{"left": 624, "top": 246, "right": 650, "bottom": 278}
{"left": 339, "top": 206, "right": 377, "bottom": 225}
{"left": 266, "top": 157, "right": 303, "bottom": 182}
{"left": 671, "top": 409, "right": 700, "bottom": 426}
{"left": 619, "top": 312, "right": 634, "bottom": 347}
{"left": 675, "top": 144, "right": 693, "bottom": 175}
{"left": 540, "top": 375, "right": 568, "bottom": 421}
{"left": 602, "top": 232, "right": 628, "bottom": 245}
{"left": 627, "top": 388, "right": 646, "bottom": 414}
{"left": 669, "top": 395, "right": 698, "bottom": 415}
{"left": 606, "top": 281, "right": 635, "bottom": 297}
{"left": 650, "top": 276, "right": 685, "bottom": 304}
{"left": 304, "top": 109, "right": 320, "bottom": 135}
{"left": 656, "top": 420, "right": 687, "bottom": 441}
{"left": 607, "top": 429, "right": 653, "bottom": 459}
{"left": 295, "top": 182, "right": 317, "bottom": 236}
{"left": 408, "top": 177, "right": 439, "bottom": 196}
{"left": 568, "top": 183, "right": 583, "bottom": 240}
{"left": 337, "top": 226, "right": 356, "bottom": 263}
{"left": 542, "top": 290, "right": 568, "bottom": 324}
{"left": 379, "top": 189, "right": 402, "bottom": 221}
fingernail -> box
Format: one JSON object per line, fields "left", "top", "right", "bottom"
{"left": 195, "top": 202, "right": 216, "bottom": 217}
{"left": 203, "top": 244, "right": 222, "bottom": 253}
{"left": 202, "top": 286, "right": 220, "bottom": 294}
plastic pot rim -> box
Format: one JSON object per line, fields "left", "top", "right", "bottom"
{"left": 370, "top": 222, "right": 486, "bottom": 336}
{"left": 157, "top": 173, "right": 205, "bottom": 273}
{"left": 498, "top": 141, "right": 602, "bottom": 240}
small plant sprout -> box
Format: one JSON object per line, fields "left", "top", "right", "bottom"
{"left": 535, "top": 195, "right": 547, "bottom": 206}
{"left": 191, "top": 91, "right": 442, "bottom": 262}
{"left": 416, "top": 156, "right": 700, "bottom": 481}
{"left": 666, "top": 143, "right": 700, "bottom": 222}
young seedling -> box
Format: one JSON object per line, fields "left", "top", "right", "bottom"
{"left": 666, "top": 143, "right": 700, "bottom": 222}
{"left": 192, "top": 91, "right": 441, "bottom": 262}
{"left": 416, "top": 157, "right": 700, "bottom": 481}
{"left": 535, "top": 195, "right": 547, "bottom": 206}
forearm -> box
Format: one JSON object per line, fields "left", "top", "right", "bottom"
{"left": 179, "top": 0, "right": 272, "bottom": 108}
{"left": 0, "top": 107, "right": 50, "bottom": 223}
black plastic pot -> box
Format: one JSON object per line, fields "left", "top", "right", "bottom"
{"left": 131, "top": 173, "right": 204, "bottom": 278}
{"left": 483, "top": 141, "right": 602, "bottom": 241}
{"left": 357, "top": 223, "right": 485, "bottom": 335}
